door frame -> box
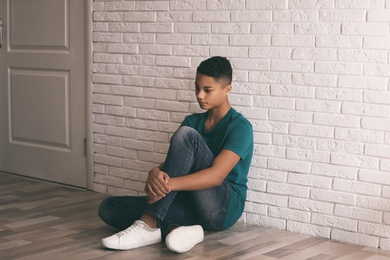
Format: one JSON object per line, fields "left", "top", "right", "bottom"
{"left": 85, "top": 0, "right": 94, "bottom": 190}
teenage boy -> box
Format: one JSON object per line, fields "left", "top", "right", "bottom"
{"left": 99, "top": 56, "right": 253, "bottom": 253}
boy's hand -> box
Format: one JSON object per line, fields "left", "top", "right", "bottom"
{"left": 145, "top": 167, "right": 170, "bottom": 203}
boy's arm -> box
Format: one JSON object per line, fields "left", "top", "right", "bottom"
{"left": 168, "top": 149, "right": 240, "bottom": 191}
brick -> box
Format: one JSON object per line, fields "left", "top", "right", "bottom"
{"left": 233, "top": 58, "right": 269, "bottom": 70}
{"left": 157, "top": 11, "right": 192, "bottom": 22}
{"left": 210, "top": 46, "right": 249, "bottom": 58}
{"left": 335, "top": 205, "right": 382, "bottom": 223}
{"left": 92, "top": 32, "right": 123, "bottom": 42}
{"left": 271, "top": 60, "right": 313, "bottom": 72}
{"left": 192, "top": 34, "right": 228, "bottom": 45}
{"left": 106, "top": 126, "right": 136, "bottom": 138}
{"left": 108, "top": 23, "right": 138, "bottom": 33}
{"left": 314, "top": 113, "right": 361, "bottom": 128}
{"left": 247, "top": 0, "right": 288, "bottom": 9}
{"left": 123, "top": 97, "right": 155, "bottom": 109}
{"left": 312, "top": 213, "right": 357, "bottom": 232}
{"left": 359, "top": 222, "right": 390, "bottom": 237}
{"left": 135, "top": 1, "right": 169, "bottom": 11}
{"left": 338, "top": 75, "right": 388, "bottom": 90}
{"left": 193, "top": 11, "right": 230, "bottom": 21}
{"left": 249, "top": 47, "right": 291, "bottom": 59}
{"left": 332, "top": 229, "right": 379, "bottom": 248}
{"left": 122, "top": 138, "right": 154, "bottom": 152}
{"left": 336, "top": 0, "right": 384, "bottom": 8}
{"left": 123, "top": 12, "right": 156, "bottom": 22}
{"left": 273, "top": 134, "right": 316, "bottom": 149}
{"left": 137, "top": 109, "right": 170, "bottom": 121}
{"left": 123, "top": 76, "right": 154, "bottom": 87}
{"left": 292, "top": 48, "right": 337, "bottom": 61}
{"left": 364, "top": 91, "right": 390, "bottom": 104}
{"left": 360, "top": 169, "right": 390, "bottom": 185}
{"left": 335, "top": 128, "right": 383, "bottom": 144}
{"left": 106, "top": 105, "right": 136, "bottom": 117}
{"left": 287, "top": 221, "right": 330, "bottom": 239}
{"left": 231, "top": 11, "right": 272, "bottom": 22}
{"left": 357, "top": 195, "right": 390, "bottom": 211}
{"left": 316, "top": 36, "right": 362, "bottom": 48}
{"left": 319, "top": 10, "right": 366, "bottom": 21}
{"left": 338, "top": 50, "right": 387, "bottom": 63}
{"left": 295, "top": 23, "right": 340, "bottom": 34}
{"left": 245, "top": 202, "right": 267, "bottom": 215}
{"left": 175, "top": 23, "right": 210, "bottom": 33}
{"left": 317, "top": 139, "right": 364, "bottom": 154}
{"left": 380, "top": 159, "right": 390, "bottom": 172}
{"left": 247, "top": 214, "right": 287, "bottom": 230}
{"left": 104, "top": 2, "right": 135, "bottom": 11}
{"left": 247, "top": 179, "right": 266, "bottom": 192}
{"left": 230, "top": 35, "right": 269, "bottom": 46}
{"left": 342, "top": 102, "right": 389, "bottom": 118}
{"left": 362, "top": 117, "right": 390, "bottom": 131}
{"left": 311, "top": 163, "right": 358, "bottom": 179}
{"left": 342, "top": 23, "right": 389, "bottom": 36}
{"left": 250, "top": 71, "right": 291, "bottom": 84}
{"left": 288, "top": 172, "right": 332, "bottom": 188}
{"left": 156, "top": 34, "right": 191, "bottom": 44}
{"left": 268, "top": 182, "right": 310, "bottom": 197}
{"left": 169, "top": 0, "right": 206, "bottom": 10}
{"left": 270, "top": 109, "right": 313, "bottom": 123}
{"left": 141, "top": 23, "right": 173, "bottom": 33}
{"left": 289, "top": 197, "right": 333, "bottom": 214}
{"left": 367, "top": 10, "right": 390, "bottom": 22}
{"left": 296, "top": 99, "right": 341, "bottom": 113}
{"left": 289, "top": 0, "right": 333, "bottom": 8}
{"left": 269, "top": 207, "right": 311, "bottom": 222}
{"left": 314, "top": 62, "right": 362, "bottom": 75}
{"left": 247, "top": 190, "right": 288, "bottom": 207}
{"left": 268, "top": 158, "right": 311, "bottom": 173}
{"left": 364, "top": 36, "right": 390, "bottom": 49}
{"left": 331, "top": 153, "right": 379, "bottom": 169}
{"left": 292, "top": 73, "right": 337, "bottom": 87}
{"left": 111, "top": 86, "right": 142, "bottom": 97}
{"left": 107, "top": 64, "right": 138, "bottom": 75}
{"left": 287, "top": 148, "right": 330, "bottom": 162}
{"left": 364, "top": 64, "right": 390, "bottom": 77}
{"left": 229, "top": 94, "right": 252, "bottom": 107}
{"left": 333, "top": 179, "right": 381, "bottom": 196}
{"left": 94, "top": 154, "right": 122, "bottom": 168}
{"left": 248, "top": 168, "right": 288, "bottom": 182}
{"left": 253, "top": 96, "right": 294, "bottom": 109}
{"left": 95, "top": 173, "right": 123, "bottom": 187}
{"left": 93, "top": 12, "right": 124, "bottom": 22}
{"left": 274, "top": 10, "right": 318, "bottom": 21}
{"left": 290, "top": 123, "right": 334, "bottom": 138}
{"left": 272, "top": 35, "right": 315, "bottom": 47}
{"left": 125, "top": 118, "right": 158, "bottom": 131}
{"left": 316, "top": 88, "right": 362, "bottom": 102}
{"left": 254, "top": 144, "right": 285, "bottom": 158}
{"left": 311, "top": 189, "right": 356, "bottom": 205}
{"left": 207, "top": 0, "right": 245, "bottom": 9}
{"left": 173, "top": 45, "right": 209, "bottom": 56}
{"left": 271, "top": 85, "right": 314, "bottom": 98}
{"left": 252, "top": 23, "right": 293, "bottom": 34}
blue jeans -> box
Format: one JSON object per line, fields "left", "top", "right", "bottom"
{"left": 98, "top": 126, "right": 231, "bottom": 238}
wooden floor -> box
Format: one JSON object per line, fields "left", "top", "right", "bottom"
{"left": 1, "top": 173, "right": 390, "bottom": 260}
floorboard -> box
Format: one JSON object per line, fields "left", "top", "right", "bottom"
{"left": 1, "top": 172, "right": 390, "bottom": 260}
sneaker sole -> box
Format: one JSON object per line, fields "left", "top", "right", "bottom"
{"left": 165, "top": 225, "right": 204, "bottom": 253}
{"left": 102, "top": 237, "right": 161, "bottom": 250}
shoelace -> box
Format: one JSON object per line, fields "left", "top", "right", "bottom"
{"left": 116, "top": 222, "right": 142, "bottom": 238}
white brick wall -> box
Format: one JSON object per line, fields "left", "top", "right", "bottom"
{"left": 92, "top": 0, "right": 390, "bottom": 249}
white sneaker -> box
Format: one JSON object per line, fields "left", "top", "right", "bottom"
{"left": 165, "top": 225, "right": 204, "bottom": 253}
{"left": 101, "top": 220, "right": 162, "bottom": 250}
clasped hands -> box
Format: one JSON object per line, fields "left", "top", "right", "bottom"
{"left": 144, "top": 167, "right": 171, "bottom": 204}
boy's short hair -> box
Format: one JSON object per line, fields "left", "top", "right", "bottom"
{"left": 196, "top": 56, "right": 232, "bottom": 85}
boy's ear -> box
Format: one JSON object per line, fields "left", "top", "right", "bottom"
{"left": 225, "top": 84, "right": 232, "bottom": 94}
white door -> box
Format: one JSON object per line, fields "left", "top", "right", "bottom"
{"left": 0, "top": 0, "right": 87, "bottom": 188}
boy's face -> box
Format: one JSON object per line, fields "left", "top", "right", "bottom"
{"left": 195, "top": 73, "right": 231, "bottom": 110}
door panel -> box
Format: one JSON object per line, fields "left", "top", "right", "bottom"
{"left": 0, "top": 0, "right": 87, "bottom": 188}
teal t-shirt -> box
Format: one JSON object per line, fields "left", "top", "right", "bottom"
{"left": 181, "top": 108, "right": 254, "bottom": 229}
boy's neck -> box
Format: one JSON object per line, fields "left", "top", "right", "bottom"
{"left": 206, "top": 103, "right": 231, "bottom": 125}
